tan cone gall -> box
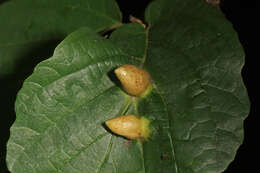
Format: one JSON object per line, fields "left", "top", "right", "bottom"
{"left": 105, "top": 115, "right": 150, "bottom": 140}
{"left": 115, "top": 64, "right": 151, "bottom": 97}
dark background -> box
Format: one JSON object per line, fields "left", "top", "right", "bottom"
{"left": 0, "top": 0, "right": 256, "bottom": 172}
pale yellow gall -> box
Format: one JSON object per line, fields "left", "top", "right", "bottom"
{"left": 115, "top": 64, "right": 151, "bottom": 97}
{"left": 105, "top": 114, "right": 150, "bottom": 140}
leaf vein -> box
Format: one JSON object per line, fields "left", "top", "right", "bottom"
{"left": 153, "top": 85, "right": 179, "bottom": 173}
{"left": 60, "top": 133, "right": 109, "bottom": 172}
{"left": 96, "top": 135, "right": 114, "bottom": 173}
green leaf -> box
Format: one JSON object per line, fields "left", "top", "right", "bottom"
{"left": 0, "top": 0, "right": 122, "bottom": 77}
{"left": 7, "top": 28, "right": 140, "bottom": 173}
{"left": 112, "top": 0, "right": 250, "bottom": 172}
{"left": 7, "top": 0, "right": 250, "bottom": 173}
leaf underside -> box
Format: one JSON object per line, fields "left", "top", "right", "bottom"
{"left": 6, "top": 0, "right": 250, "bottom": 173}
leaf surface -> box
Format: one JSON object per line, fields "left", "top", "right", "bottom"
{"left": 111, "top": 0, "right": 250, "bottom": 171}
{"left": 7, "top": 0, "right": 250, "bottom": 173}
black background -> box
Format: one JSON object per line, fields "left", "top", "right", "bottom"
{"left": 0, "top": 0, "right": 256, "bottom": 172}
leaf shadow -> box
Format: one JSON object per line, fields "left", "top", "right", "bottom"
{"left": 0, "top": 38, "right": 62, "bottom": 173}
{"left": 107, "top": 67, "right": 123, "bottom": 90}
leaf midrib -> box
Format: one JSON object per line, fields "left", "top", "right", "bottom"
{"left": 139, "top": 27, "right": 180, "bottom": 173}
{"left": 118, "top": 27, "right": 179, "bottom": 173}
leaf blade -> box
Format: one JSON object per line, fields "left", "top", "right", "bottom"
{"left": 111, "top": 0, "right": 250, "bottom": 172}
{"left": 7, "top": 28, "right": 139, "bottom": 172}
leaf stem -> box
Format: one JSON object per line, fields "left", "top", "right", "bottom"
{"left": 120, "top": 96, "right": 132, "bottom": 115}
{"left": 140, "top": 27, "right": 150, "bottom": 68}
